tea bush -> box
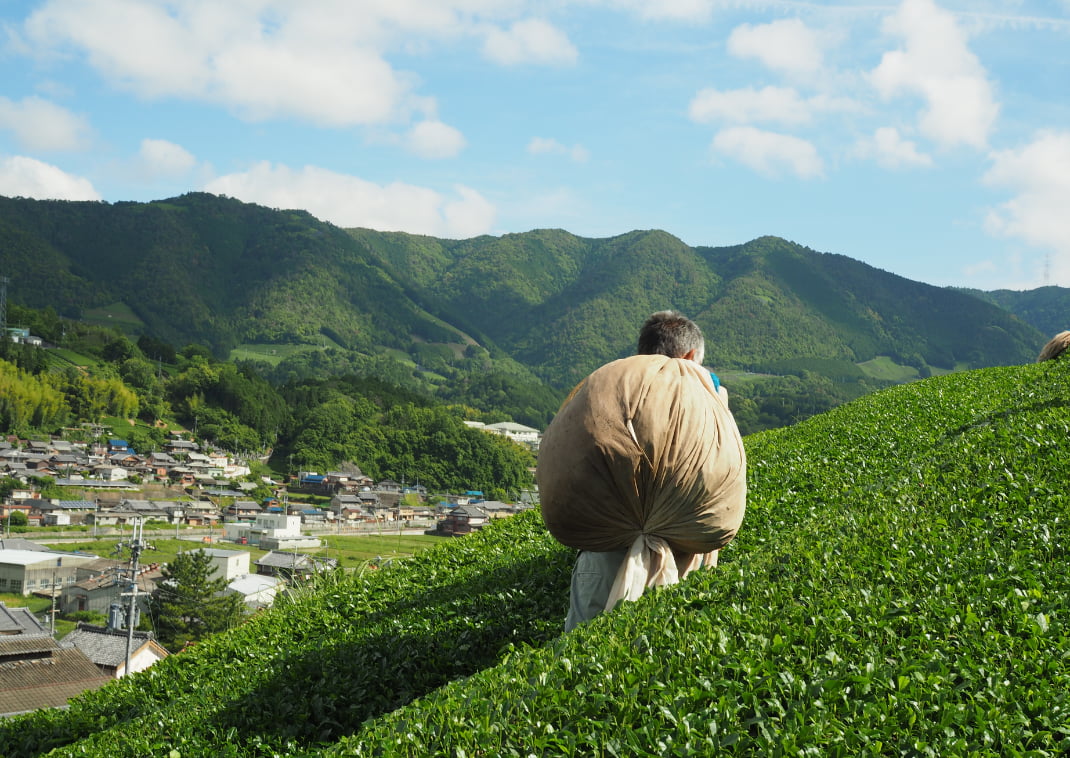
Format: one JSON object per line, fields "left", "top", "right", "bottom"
{"left": 2, "top": 359, "right": 1067, "bottom": 756}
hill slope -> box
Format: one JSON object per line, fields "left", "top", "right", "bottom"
{"left": 2, "top": 194, "right": 1044, "bottom": 382}
{"left": 3, "top": 356, "right": 1067, "bottom": 756}
{"left": 958, "top": 285, "right": 1070, "bottom": 343}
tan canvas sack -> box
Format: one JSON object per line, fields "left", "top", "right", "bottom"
{"left": 538, "top": 354, "right": 746, "bottom": 611}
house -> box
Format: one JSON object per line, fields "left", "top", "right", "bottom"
{"left": 62, "top": 567, "right": 159, "bottom": 617}
{"left": 377, "top": 479, "right": 401, "bottom": 494}
{"left": 192, "top": 548, "right": 251, "bottom": 582}
{"left": 180, "top": 500, "right": 221, "bottom": 526}
{"left": 0, "top": 635, "right": 111, "bottom": 717}
{"left": 35, "top": 500, "right": 96, "bottom": 526}
{"left": 59, "top": 622, "right": 169, "bottom": 678}
{"left": 92, "top": 465, "right": 129, "bottom": 482}
{"left": 108, "top": 451, "right": 140, "bottom": 468}
{"left": 1, "top": 501, "right": 34, "bottom": 522}
{"left": 223, "top": 500, "right": 261, "bottom": 520}
{"left": 470, "top": 421, "right": 542, "bottom": 447}
{"left": 165, "top": 439, "right": 199, "bottom": 456}
{"left": 255, "top": 551, "right": 337, "bottom": 581}
{"left": 0, "top": 600, "right": 48, "bottom": 636}
{"left": 61, "top": 561, "right": 160, "bottom": 620}
{"left": 225, "top": 513, "right": 319, "bottom": 550}
{"left": 437, "top": 505, "right": 490, "bottom": 536}
{"left": 226, "top": 573, "right": 284, "bottom": 610}
{"left": 476, "top": 500, "right": 519, "bottom": 519}
{"left": 329, "top": 494, "right": 363, "bottom": 523}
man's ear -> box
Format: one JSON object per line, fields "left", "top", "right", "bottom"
{"left": 681, "top": 348, "right": 699, "bottom": 362}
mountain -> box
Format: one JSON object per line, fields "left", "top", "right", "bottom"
{"left": 0, "top": 193, "right": 1048, "bottom": 425}
{"left": 956, "top": 285, "right": 1070, "bottom": 343}
{"left": 353, "top": 227, "right": 1044, "bottom": 386}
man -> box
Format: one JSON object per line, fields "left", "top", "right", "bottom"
{"left": 554, "top": 310, "right": 736, "bottom": 631}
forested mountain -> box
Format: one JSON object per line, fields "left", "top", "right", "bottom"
{"left": 0, "top": 192, "right": 1048, "bottom": 430}
{"left": 957, "top": 285, "right": 1070, "bottom": 342}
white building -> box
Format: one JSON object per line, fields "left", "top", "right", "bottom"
{"left": 226, "top": 573, "right": 284, "bottom": 610}
{"left": 0, "top": 549, "right": 100, "bottom": 596}
{"left": 224, "top": 513, "right": 320, "bottom": 551}
{"left": 196, "top": 548, "right": 251, "bottom": 582}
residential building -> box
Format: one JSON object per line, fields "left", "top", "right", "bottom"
{"left": 255, "top": 551, "right": 337, "bottom": 581}
{"left": 195, "top": 548, "right": 251, "bottom": 582}
{"left": 226, "top": 573, "right": 284, "bottom": 611}
{"left": 59, "top": 622, "right": 169, "bottom": 678}
{"left": 437, "top": 505, "right": 490, "bottom": 536}
{"left": 0, "top": 635, "right": 111, "bottom": 717}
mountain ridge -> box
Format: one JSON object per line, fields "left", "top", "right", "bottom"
{"left": 0, "top": 192, "right": 1050, "bottom": 428}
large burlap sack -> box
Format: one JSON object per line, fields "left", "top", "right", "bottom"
{"left": 537, "top": 354, "right": 746, "bottom": 609}
{"left": 1038, "top": 331, "right": 1070, "bottom": 362}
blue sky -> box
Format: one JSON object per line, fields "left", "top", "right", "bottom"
{"left": 1, "top": 0, "right": 1068, "bottom": 290}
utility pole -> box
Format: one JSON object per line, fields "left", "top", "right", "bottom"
{"left": 117, "top": 518, "right": 149, "bottom": 677}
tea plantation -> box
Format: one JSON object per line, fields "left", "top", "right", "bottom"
{"left": 2, "top": 358, "right": 1068, "bottom": 757}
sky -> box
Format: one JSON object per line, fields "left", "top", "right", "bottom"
{"left": 1, "top": 0, "right": 1068, "bottom": 291}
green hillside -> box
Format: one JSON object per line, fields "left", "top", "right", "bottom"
{"left": 4, "top": 356, "right": 1067, "bottom": 757}
{"left": 958, "top": 285, "right": 1070, "bottom": 343}
{"left": 0, "top": 193, "right": 1049, "bottom": 431}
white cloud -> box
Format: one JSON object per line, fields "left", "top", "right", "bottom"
{"left": 483, "top": 18, "right": 578, "bottom": 66}
{"left": 711, "top": 127, "right": 824, "bottom": 179}
{"left": 983, "top": 130, "right": 1070, "bottom": 285}
{"left": 527, "top": 137, "right": 589, "bottom": 162}
{"left": 870, "top": 0, "right": 998, "bottom": 149}
{"left": 0, "top": 155, "right": 101, "bottom": 200}
{"left": 0, "top": 96, "right": 91, "bottom": 151}
{"left": 854, "top": 127, "right": 933, "bottom": 169}
{"left": 20, "top": 0, "right": 449, "bottom": 128}
{"left": 689, "top": 86, "right": 813, "bottom": 126}
{"left": 727, "top": 18, "right": 825, "bottom": 79}
{"left": 602, "top": 0, "right": 715, "bottom": 23}
{"left": 689, "top": 86, "right": 860, "bottom": 128}
{"left": 405, "top": 120, "right": 467, "bottom": 159}
{"left": 138, "top": 138, "right": 197, "bottom": 177}
{"left": 203, "top": 161, "right": 496, "bottom": 238}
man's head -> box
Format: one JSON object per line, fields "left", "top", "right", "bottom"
{"left": 636, "top": 310, "right": 705, "bottom": 364}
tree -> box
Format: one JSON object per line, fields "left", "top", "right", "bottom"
{"left": 148, "top": 549, "right": 244, "bottom": 652}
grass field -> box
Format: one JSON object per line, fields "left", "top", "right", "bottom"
{"left": 80, "top": 303, "right": 144, "bottom": 332}
{"left": 46, "top": 532, "right": 445, "bottom": 572}
{"left": 856, "top": 355, "right": 921, "bottom": 381}
{"left": 228, "top": 343, "right": 327, "bottom": 366}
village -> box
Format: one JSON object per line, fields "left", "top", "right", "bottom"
{"left": 0, "top": 426, "right": 541, "bottom": 718}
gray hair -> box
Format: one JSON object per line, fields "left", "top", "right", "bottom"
{"left": 636, "top": 310, "right": 704, "bottom": 360}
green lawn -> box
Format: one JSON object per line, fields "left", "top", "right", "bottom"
{"left": 80, "top": 302, "right": 145, "bottom": 332}
{"left": 228, "top": 343, "right": 331, "bottom": 366}
{"left": 49, "top": 532, "right": 445, "bottom": 572}
{"left": 856, "top": 354, "right": 920, "bottom": 381}
{"left": 313, "top": 533, "right": 445, "bottom": 567}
